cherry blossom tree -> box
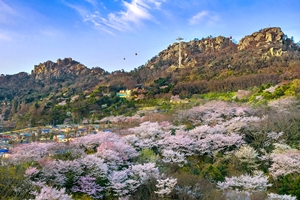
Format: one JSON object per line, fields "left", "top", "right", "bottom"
{"left": 8, "top": 141, "right": 86, "bottom": 165}
{"left": 71, "top": 176, "right": 104, "bottom": 199}
{"left": 269, "top": 150, "right": 300, "bottom": 179}
{"left": 109, "top": 163, "right": 159, "bottom": 198}
{"left": 272, "top": 143, "right": 294, "bottom": 153}
{"left": 127, "top": 121, "right": 166, "bottom": 149}
{"left": 222, "top": 189, "right": 251, "bottom": 200}
{"left": 109, "top": 168, "right": 134, "bottom": 197}
{"left": 161, "top": 149, "right": 186, "bottom": 166}
{"left": 25, "top": 167, "right": 40, "bottom": 178}
{"left": 97, "top": 141, "right": 138, "bottom": 168}
{"left": 267, "top": 193, "right": 297, "bottom": 200}
{"left": 159, "top": 132, "right": 195, "bottom": 156}
{"left": 30, "top": 182, "right": 72, "bottom": 200}
{"left": 263, "top": 132, "right": 284, "bottom": 147}
{"left": 71, "top": 132, "right": 119, "bottom": 152}
{"left": 37, "top": 159, "right": 84, "bottom": 187}
{"left": 217, "top": 171, "right": 271, "bottom": 192}
{"left": 8, "top": 142, "right": 56, "bottom": 164}
{"left": 100, "top": 115, "right": 145, "bottom": 124}
{"left": 193, "top": 133, "right": 244, "bottom": 156}
{"left": 234, "top": 145, "right": 259, "bottom": 171}
{"left": 223, "top": 116, "right": 262, "bottom": 133}
{"left": 174, "top": 184, "right": 203, "bottom": 200}
{"left": 188, "top": 124, "right": 227, "bottom": 139}
{"left": 77, "top": 155, "right": 108, "bottom": 178}
{"left": 9, "top": 99, "right": 300, "bottom": 199}
{"left": 128, "top": 121, "right": 165, "bottom": 138}
{"left": 175, "top": 101, "right": 255, "bottom": 125}
{"left": 154, "top": 177, "right": 177, "bottom": 198}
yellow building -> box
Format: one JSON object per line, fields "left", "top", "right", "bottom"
{"left": 116, "top": 89, "right": 131, "bottom": 98}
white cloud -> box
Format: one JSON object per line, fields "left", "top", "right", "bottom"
{"left": 0, "top": 0, "right": 18, "bottom": 24}
{"left": 189, "top": 10, "right": 219, "bottom": 26}
{"left": 85, "top": 0, "right": 97, "bottom": 7}
{"left": 63, "top": 1, "right": 90, "bottom": 18}
{"left": 0, "top": 0, "right": 15, "bottom": 14}
{"left": 66, "top": 0, "right": 165, "bottom": 33}
{"left": 189, "top": 11, "right": 208, "bottom": 25}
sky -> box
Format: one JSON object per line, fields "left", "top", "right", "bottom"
{"left": 0, "top": 0, "right": 300, "bottom": 75}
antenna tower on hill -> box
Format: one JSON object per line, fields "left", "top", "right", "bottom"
{"left": 176, "top": 37, "right": 183, "bottom": 68}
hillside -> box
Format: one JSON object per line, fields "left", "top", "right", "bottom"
{"left": 2, "top": 99, "right": 300, "bottom": 199}
{"left": 98, "top": 27, "right": 299, "bottom": 99}
{"left": 1, "top": 27, "right": 300, "bottom": 200}
{"left": 0, "top": 27, "right": 299, "bottom": 129}
{"left": 125, "top": 27, "right": 299, "bottom": 91}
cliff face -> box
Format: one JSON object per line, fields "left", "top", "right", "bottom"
{"left": 143, "top": 27, "right": 299, "bottom": 73}
{"left": 31, "top": 58, "right": 91, "bottom": 80}
{"left": 147, "top": 36, "right": 235, "bottom": 70}
{"left": 238, "top": 27, "right": 284, "bottom": 50}
{"left": 238, "top": 27, "right": 299, "bottom": 58}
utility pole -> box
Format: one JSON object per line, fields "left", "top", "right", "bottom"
{"left": 176, "top": 37, "right": 183, "bottom": 68}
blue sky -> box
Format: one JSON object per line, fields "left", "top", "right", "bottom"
{"left": 0, "top": 0, "right": 300, "bottom": 75}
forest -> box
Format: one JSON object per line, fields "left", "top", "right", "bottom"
{"left": 1, "top": 87, "right": 300, "bottom": 199}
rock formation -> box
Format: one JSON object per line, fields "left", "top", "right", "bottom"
{"left": 31, "top": 58, "right": 100, "bottom": 80}
{"left": 148, "top": 36, "right": 234, "bottom": 69}
{"left": 146, "top": 27, "right": 299, "bottom": 71}
{"left": 238, "top": 27, "right": 284, "bottom": 51}
{"left": 237, "top": 27, "right": 299, "bottom": 58}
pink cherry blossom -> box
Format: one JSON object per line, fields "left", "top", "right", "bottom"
{"left": 71, "top": 176, "right": 104, "bottom": 199}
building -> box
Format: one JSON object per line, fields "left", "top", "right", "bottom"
{"left": 116, "top": 90, "right": 131, "bottom": 98}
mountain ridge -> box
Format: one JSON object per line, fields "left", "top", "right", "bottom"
{"left": 0, "top": 27, "right": 299, "bottom": 129}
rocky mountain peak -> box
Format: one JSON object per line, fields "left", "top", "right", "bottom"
{"left": 31, "top": 58, "right": 88, "bottom": 80}
{"left": 237, "top": 27, "right": 299, "bottom": 58}
{"left": 147, "top": 36, "right": 235, "bottom": 70}
{"left": 238, "top": 27, "right": 284, "bottom": 51}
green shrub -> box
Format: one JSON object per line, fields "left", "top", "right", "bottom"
{"left": 0, "top": 164, "right": 33, "bottom": 199}
{"left": 273, "top": 87, "right": 284, "bottom": 97}
{"left": 135, "top": 149, "right": 159, "bottom": 164}
{"left": 285, "top": 79, "right": 300, "bottom": 96}
{"left": 201, "top": 164, "right": 225, "bottom": 182}
{"left": 271, "top": 173, "right": 300, "bottom": 199}
{"left": 261, "top": 91, "right": 273, "bottom": 100}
